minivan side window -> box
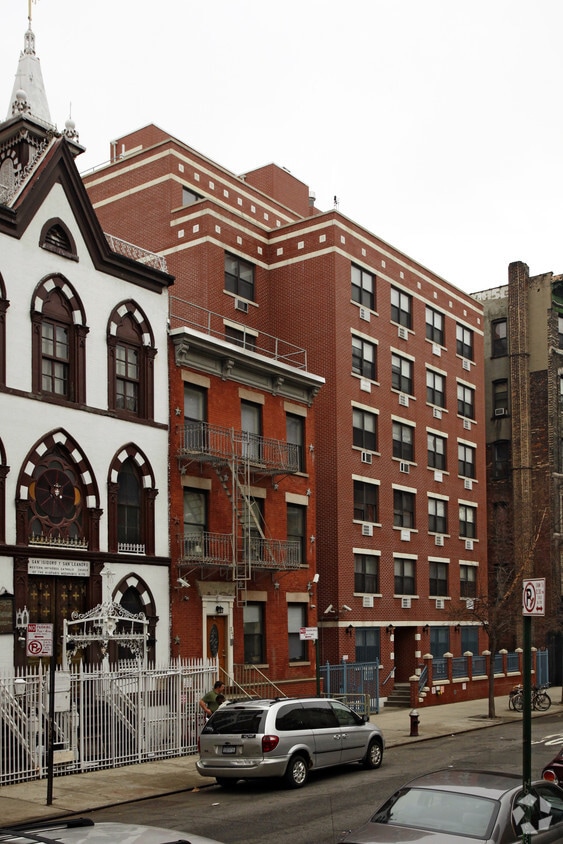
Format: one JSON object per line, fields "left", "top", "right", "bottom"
{"left": 276, "top": 704, "right": 307, "bottom": 731}
{"left": 330, "top": 701, "right": 363, "bottom": 726}
{"left": 302, "top": 702, "right": 339, "bottom": 729}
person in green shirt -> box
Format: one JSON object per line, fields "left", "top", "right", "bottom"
{"left": 199, "top": 680, "right": 225, "bottom": 719}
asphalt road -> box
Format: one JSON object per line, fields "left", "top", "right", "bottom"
{"left": 83, "top": 714, "right": 563, "bottom": 844}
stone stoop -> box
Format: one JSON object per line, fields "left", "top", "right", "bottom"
{"left": 384, "top": 682, "right": 412, "bottom": 707}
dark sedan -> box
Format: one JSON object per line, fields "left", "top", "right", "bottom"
{"left": 339, "top": 769, "right": 563, "bottom": 843}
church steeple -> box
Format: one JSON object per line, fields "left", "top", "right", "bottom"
{"left": 6, "top": 1, "right": 52, "bottom": 125}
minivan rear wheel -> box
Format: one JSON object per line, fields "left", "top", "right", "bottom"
{"left": 284, "top": 753, "right": 309, "bottom": 788}
{"left": 363, "top": 738, "right": 383, "bottom": 769}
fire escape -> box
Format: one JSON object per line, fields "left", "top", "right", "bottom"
{"left": 177, "top": 421, "right": 301, "bottom": 604}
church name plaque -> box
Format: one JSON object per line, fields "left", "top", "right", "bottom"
{"left": 28, "top": 559, "right": 90, "bottom": 578}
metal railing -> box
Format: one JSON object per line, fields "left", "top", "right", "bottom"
{"left": 178, "top": 421, "right": 300, "bottom": 474}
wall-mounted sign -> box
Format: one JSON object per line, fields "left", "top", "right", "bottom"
{"left": 28, "top": 559, "right": 90, "bottom": 578}
{"left": 26, "top": 622, "right": 53, "bottom": 657}
{"left": 0, "top": 594, "right": 13, "bottom": 634}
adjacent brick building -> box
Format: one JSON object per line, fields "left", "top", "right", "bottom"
{"left": 84, "top": 124, "right": 489, "bottom": 694}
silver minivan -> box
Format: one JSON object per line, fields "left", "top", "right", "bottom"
{"left": 196, "top": 697, "right": 385, "bottom": 789}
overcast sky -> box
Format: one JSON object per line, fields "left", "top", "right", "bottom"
{"left": 3, "top": 1, "right": 563, "bottom": 294}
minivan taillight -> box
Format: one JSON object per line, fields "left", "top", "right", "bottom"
{"left": 262, "top": 734, "right": 279, "bottom": 753}
{"left": 543, "top": 769, "right": 558, "bottom": 783}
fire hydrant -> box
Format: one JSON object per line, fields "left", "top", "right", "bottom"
{"left": 409, "top": 709, "right": 420, "bottom": 737}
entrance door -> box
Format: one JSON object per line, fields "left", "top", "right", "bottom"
{"left": 206, "top": 614, "right": 227, "bottom": 675}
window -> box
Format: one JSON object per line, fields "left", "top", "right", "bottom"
{"left": 460, "top": 564, "right": 477, "bottom": 598}
{"left": 492, "top": 319, "right": 507, "bottom": 357}
{"left": 492, "top": 440, "right": 510, "bottom": 479}
{"left": 394, "top": 557, "right": 415, "bottom": 594}
{"left": 456, "top": 324, "right": 474, "bottom": 360}
{"left": 40, "top": 219, "right": 77, "bottom": 260}
{"left": 391, "top": 286, "right": 412, "bottom": 329}
{"left": 461, "top": 626, "right": 479, "bottom": 654}
{"left": 351, "top": 264, "right": 375, "bottom": 310}
{"left": 244, "top": 602, "right": 265, "bottom": 664}
{"left": 353, "top": 408, "right": 378, "bottom": 451}
{"left": 430, "top": 626, "right": 450, "bottom": 658}
{"left": 354, "top": 553, "right": 379, "bottom": 593}
{"left": 426, "top": 369, "right": 445, "bottom": 408}
{"left": 241, "top": 400, "right": 262, "bottom": 461}
{"left": 428, "top": 497, "right": 447, "bottom": 534}
{"left": 459, "top": 503, "right": 477, "bottom": 538}
{"left": 559, "top": 315, "right": 563, "bottom": 350}
{"left": 225, "top": 253, "right": 255, "bottom": 300}
{"left": 117, "top": 458, "right": 142, "bottom": 549}
{"left": 492, "top": 379, "right": 508, "bottom": 415}
{"left": 26, "top": 446, "right": 85, "bottom": 545}
{"left": 429, "top": 561, "right": 448, "bottom": 596}
{"left": 108, "top": 302, "right": 155, "bottom": 420}
{"left": 393, "top": 489, "right": 415, "bottom": 528}
{"left": 183, "top": 384, "right": 207, "bottom": 450}
{"left": 288, "top": 604, "right": 307, "bottom": 661}
{"left": 286, "top": 413, "right": 305, "bottom": 471}
{"left": 458, "top": 443, "right": 476, "bottom": 478}
{"left": 352, "top": 336, "right": 376, "bottom": 380}
{"left": 355, "top": 627, "right": 380, "bottom": 662}
{"left": 183, "top": 489, "right": 207, "bottom": 553}
{"left": 457, "top": 383, "right": 475, "bottom": 419}
{"left": 225, "top": 325, "right": 256, "bottom": 350}
{"left": 287, "top": 503, "right": 306, "bottom": 564}
{"left": 392, "top": 353, "right": 413, "bottom": 395}
{"left": 426, "top": 307, "right": 444, "bottom": 345}
{"left": 428, "top": 432, "right": 447, "bottom": 471}
{"left": 245, "top": 497, "right": 265, "bottom": 561}
{"left": 182, "top": 186, "right": 202, "bottom": 206}
{"left": 32, "top": 278, "right": 87, "bottom": 404}
{"left": 392, "top": 421, "right": 414, "bottom": 461}
{"left": 354, "top": 480, "right": 378, "bottom": 523}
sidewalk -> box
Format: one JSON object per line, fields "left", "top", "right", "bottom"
{"left": 1, "top": 689, "right": 561, "bottom": 828}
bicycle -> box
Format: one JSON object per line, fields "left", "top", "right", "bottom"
{"left": 510, "top": 684, "right": 551, "bottom": 712}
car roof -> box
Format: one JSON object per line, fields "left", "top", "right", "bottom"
{"left": 404, "top": 769, "right": 527, "bottom": 799}
{"left": 0, "top": 820, "right": 224, "bottom": 844}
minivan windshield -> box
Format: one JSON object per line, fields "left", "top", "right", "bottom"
{"left": 202, "top": 708, "right": 265, "bottom": 735}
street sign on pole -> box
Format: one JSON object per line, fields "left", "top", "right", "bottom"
{"left": 299, "top": 626, "right": 318, "bottom": 640}
{"left": 522, "top": 578, "right": 545, "bottom": 616}
{"left": 26, "top": 623, "right": 53, "bottom": 657}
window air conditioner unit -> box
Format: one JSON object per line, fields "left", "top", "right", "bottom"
{"left": 432, "top": 344, "right": 441, "bottom": 356}
{"left": 433, "top": 407, "right": 442, "bottom": 419}
{"left": 464, "top": 478, "right": 473, "bottom": 490}
{"left": 465, "top": 539, "right": 474, "bottom": 551}
{"left": 359, "top": 307, "right": 371, "bottom": 322}
{"left": 362, "top": 523, "right": 373, "bottom": 537}
{"left": 401, "top": 596, "right": 411, "bottom": 609}
{"left": 494, "top": 407, "right": 507, "bottom": 417}
{"left": 398, "top": 325, "right": 408, "bottom": 340}
{"left": 435, "top": 598, "right": 445, "bottom": 610}
{"left": 435, "top": 534, "right": 444, "bottom": 547}
{"left": 399, "top": 462, "right": 410, "bottom": 474}
{"left": 463, "top": 418, "right": 471, "bottom": 430}
{"left": 363, "top": 595, "right": 374, "bottom": 608}
{"left": 434, "top": 470, "right": 443, "bottom": 482}
{"left": 462, "top": 358, "right": 471, "bottom": 371}
{"left": 398, "top": 393, "right": 409, "bottom": 407}
{"left": 465, "top": 598, "right": 475, "bottom": 610}
{"left": 361, "top": 451, "right": 373, "bottom": 464}
{"left": 234, "top": 298, "right": 248, "bottom": 313}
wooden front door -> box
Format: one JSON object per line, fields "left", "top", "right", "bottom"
{"left": 206, "top": 614, "right": 227, "bottom": 674}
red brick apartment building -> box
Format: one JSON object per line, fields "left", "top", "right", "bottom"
{"left": 83, "top": 125, "right": 488, "bottom": 694}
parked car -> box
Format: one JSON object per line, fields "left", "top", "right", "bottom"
{"left": 0, "top": 818, "right": 226, "bottom": 844}
{"left": 542, "top": 748, "right": 563, "bottom": 786}
{"left": 339, "top": 769, "right": 563, "bottom": 843}
{"left": 196, "top": 696, "right": 384, "bottom": 788}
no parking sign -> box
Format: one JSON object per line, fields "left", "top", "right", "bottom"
{"left": 522, "top": 578, "right": 545, "bottom": 616}
{"left": 26, "top": 623, "right": 53, "bottom": 657}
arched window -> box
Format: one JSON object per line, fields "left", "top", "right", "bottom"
{"left": 107, "top": 302, "right": 155, "bottom": 420}
{"left": 113, "top": 575, "right": 157, "bottom": 663}
{"left": 39, "top": 218, "right": 78, "bottom": 261}
{"left": 108, "top": 445, "right": 157, "bottom": 555}
{"left": 31, "top": 276, "right": 87, "bottom": 403}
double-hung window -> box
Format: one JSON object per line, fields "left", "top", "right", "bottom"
{"left": 429, "top": 561, "right": 448, "bottom": 596}
{"left": 287, "top": 503, "right": 306, "bottom": 565}
{"left": 352, "top": 336, "right": 376, "bottom": 380}
{"left": 459, "top": 504, "right": 477, "bottom": 538}
{"left": 428, "top": 432, "right": 447, "bottom": 471}
{"left": 393, "top": 489, "right": 415, "bottom": 528}
{"left": 225, "top": 253, "right": 255, "bottom": 300}
{"left": 354, "top": 553, "right": 379, "bottom": 593}
{"left": 456, "top": 324, "right": 474, "bottom": 360}
{"left": 354, "top": 480, "right": 378, "bottom": 523}
{"left": 391, "top": 286, "right": 412, "bottom": 329}
{"left": 492, "top": 319, "right": 508, "bottom": 357}
{"left": 460, "top": 564, "right": 477, "bottom": 599}
{"left": 428, "top": 497, "right": 447, "bottom": 534}
{"left": 458, "top": 443, "right": 476, "bottom": 478}
{"left": 394, "top": 557, "right": 415, "bottom": 594}
{"left": 493, "top": 379, "right": 508, "bottom": 415}
{"left": 457, "top": 383, "right": 475, "bottom": 419}
{"left": 426, "top": 307, "right": 444, "bottom": 345}
{"left": 244, "top": 602, "right": 265, "bottom": 664}
{"left": 492, "top": 440, "right": 510, "bottom": 479}
{"left": 288, "top": 604, "right": 307, "bottom": 661}
{"left": 286, "top": 413, "right": 305, "bottom": 472}
{"left": 426, "top": 369, "right": 445, "bottom": 408}
{"left": 351, "top": 265, "right": 375, "bottom": 310}
{"left": 392, "top": 421, "right": 414, "bottom": 461}
{"left": 392, "top": 353, "right": 413, "bottom": 395}
{"left": 353, "top": 408, "right": 377, "bottom": 451}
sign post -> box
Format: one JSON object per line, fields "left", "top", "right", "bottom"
{"left": 300, "top": 627, "right": 320, "bottom": 696}
{"left": 27, "top": 623, "right": 55, "bottom": 806}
